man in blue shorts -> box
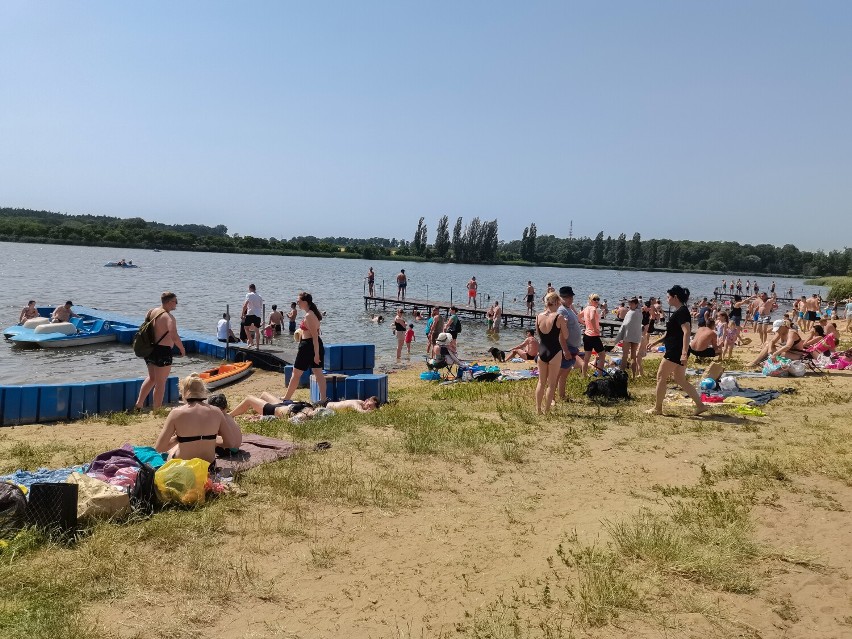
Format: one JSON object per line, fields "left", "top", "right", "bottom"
{"left": 557, "top": 286, "right": 582, "bottom": 401}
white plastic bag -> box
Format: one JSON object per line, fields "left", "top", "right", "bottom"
{"left": 788, "top": 360, "right": 806, "bottom": 377}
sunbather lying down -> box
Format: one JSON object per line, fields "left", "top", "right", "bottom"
{"left": 228, "top": 392, "right": 379, "bottom": 419}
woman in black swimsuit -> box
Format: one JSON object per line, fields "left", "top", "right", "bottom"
{"left": 535, "top": 292, "right": 569, "bottom": 415}
{"left": 648, "top": 286, "right": 707, "bottom": 416}
{"left": 154, "top": 375, "right": 240, "bottom": 464}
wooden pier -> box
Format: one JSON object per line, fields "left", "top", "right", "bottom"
{"left": 712, "top": 291, "right": 799, "bottom": 305}
{"left": 364, "top": 295, "right": 660, "bottom": 338}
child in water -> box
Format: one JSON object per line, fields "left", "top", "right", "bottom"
{"left": 262, "top": 320, "right": 275, "bottom": 345}
{"left": 405, "top": 323, "right": 415, "bottom": 355}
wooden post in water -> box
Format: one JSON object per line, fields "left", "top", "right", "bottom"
{"left": 260, "top": 303, "right": 265, "bottom": 351}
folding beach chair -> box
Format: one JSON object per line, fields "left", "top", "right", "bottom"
{"left": 425, "top": 355, "right": 458, "bottom": 380}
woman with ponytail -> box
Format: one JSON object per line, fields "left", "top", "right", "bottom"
{"left": 648, "top": 285, "right": 707, "bottom": 416}
{"left": 283, "top": 292, "right": 326, "bottom": 403}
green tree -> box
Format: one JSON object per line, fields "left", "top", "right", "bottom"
{"left": 452, "top": 217, "right": 464, "bottom": 262}
{"left": 628, "top": 232, "right": 642, "bottom": 267}
{"left": 615, "top": 233, "right": 627, "bottom": 266}
{"left": 434, "top": 215, "right": 450, "bottom": 258}
{"left": 593, "top": 232, "right": 605, "bottom": 265}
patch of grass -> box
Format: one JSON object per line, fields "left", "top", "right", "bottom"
{"left": 309, "top": 543, "right": 348, "bottom": 569}
{"left": 607, "top": 489, "right": 758, "bottom": 593}
{"left": 242, "top": 450, "right": 418, "bottom": 508}
{"left": 557, "top": 540, "right": 645, "bottom": 627}
{"left": 0, "top": 441, "right": 99, "bottom": 473}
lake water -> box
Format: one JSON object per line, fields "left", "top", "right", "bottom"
{"left": 0, "top": 241, "right": 824, "bottom": 384}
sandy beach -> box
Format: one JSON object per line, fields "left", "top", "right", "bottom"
{"left": 1, "top": 341, "right": 851, "bottom": 639}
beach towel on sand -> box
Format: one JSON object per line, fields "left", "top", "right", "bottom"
{"left": 215, "top": 434, "right": 303, "bottom": 473}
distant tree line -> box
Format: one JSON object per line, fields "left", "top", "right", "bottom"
{"left": 502, "top": 227, "right": 851, "bottom": 277}
{"left": 1, "top": 207, "right": 849, "bottom": 276}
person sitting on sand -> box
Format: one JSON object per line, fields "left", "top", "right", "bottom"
{"left": 19, "top": 300, "right": 39, "bottom": 324}
{"left": 429, "top": 332, "right": 465, "bottom": 368}
{"left": 506, "top": 329, "right": 539, "bottom": 361}
{"left": 51, "top": 300, "right": 79, "bottom": 323}
{"left": 207, "top": 393, "right": 243, "bottom": 449}
{"left": 747, "top": 320, "right": 806, "bottom": 368}
{"left": 802, "top": 325, "right": 831, "bottom": 352}
{"left": 688, "top": 318, "right": 718, "bottom": 359}
{"left": 154, "top": 375, "right": 240, "bottom": 464}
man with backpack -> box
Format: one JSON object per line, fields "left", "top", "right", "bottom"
{"left": 134, "top": 291, "right": 185, "bottom": 410}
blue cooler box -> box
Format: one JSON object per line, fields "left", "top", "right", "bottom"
{"left": 344, "top": 374, "right": 388, "bottom": 405}
{"left": 311, "top": 374, "right": 348, "bottom": 403}
{"left": 284, "top": 365, "right": 312, "bottom": 388}
{"left": 323, "top": 343, "right": 376, "bottom": 372}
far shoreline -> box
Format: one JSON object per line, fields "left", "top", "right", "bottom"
{"left": 0, "top": 237, "right": 811, "bottom": 281}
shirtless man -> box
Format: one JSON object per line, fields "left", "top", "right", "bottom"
{"left": 804, "top": 293, "right": 820, "bottom": 331}
{"left": 755, "top": 293, "right": 777, "bottom": 344}
{"left": 507, "top": 329, "right": 539, "bottom": 361}
{"left": 135, "top": 291, "right": 185, "bottom": 410}
{"left": 615, "top": 302, "right": 628, "bottom": 321}
{"left": 491, "top": 301, "right": 502, "bottom": 333}
{"left": 268, "top": 304, "right": 284, "bottom": 334}
{"left": 366, "top": 267, "right": 375, "bottom": 297}
{"left": 688, "top": 319, "right": 718, "bottom": 359}
{"left": 19, "top": 300, "right": 39, "bottom": 324}
{"left": 526, "top": 281, "right": 535, "bottom": 315}
{"left": 397, "top": 269, "right": 407, "bottom": 301}
{"left": 467, "top": 276, "right": 478, "bottom": 309}
{"left": 51, "top": 301, "right": 79, "bottom": 323}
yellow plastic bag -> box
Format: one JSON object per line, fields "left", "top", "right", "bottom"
{"left": 154, "top": 458, "right": 209, "bottom": 506}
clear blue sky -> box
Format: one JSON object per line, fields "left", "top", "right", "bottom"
{"left": 1, "top": 1, "right": 850, "bottom": 249}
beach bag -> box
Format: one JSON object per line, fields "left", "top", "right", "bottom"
{"left": 132, "top": 310, "right": 167, "bottom": 358}
{"left": 154, "top": 458, "right": 209, "bottom": 506}
{"left": 762, "top": 356, "right": 789, "bottom": 378}
{"left": 130, "top": 461, "right": 158, "bottom": 515}
{"left": 0, "top": 482, "right": 27, "bottom": 539}
{"left": 66, "top": 472, "right": 130, "bottom": 521}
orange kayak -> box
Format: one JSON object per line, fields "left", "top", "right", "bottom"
{"left": 198, "top": 361, "right": 253, "bottom": 390}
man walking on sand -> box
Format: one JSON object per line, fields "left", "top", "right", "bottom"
{"left": 804, "top": 293, "right": 820, "bottom": 331}
{"left": 135, "top": 291, "right": 185, "bottom": 410}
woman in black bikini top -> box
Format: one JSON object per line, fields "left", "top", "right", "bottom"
{"left": 154, "top": 375, "right": 238, "bottom": 464}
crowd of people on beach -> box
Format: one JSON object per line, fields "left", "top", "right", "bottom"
{"left": 360, "top": 268, "right": 851, "bottom": 416}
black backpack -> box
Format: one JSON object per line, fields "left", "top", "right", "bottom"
{"left": 132, "top": 310, "right": 167, "bottom": 358}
